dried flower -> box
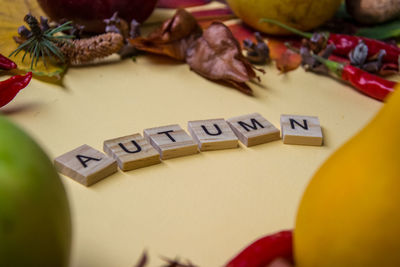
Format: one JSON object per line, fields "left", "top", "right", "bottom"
{"left": 349, "top": 40, "right": 368, "bottom": 67}
{"left": 104, "top": 12, "right": 129, "bottom": 38}
{"left": 243, "top": 32, "right": 270, "bottom": 65}
{"left": 10, "top": 14, "right": 74, "bottom": 68}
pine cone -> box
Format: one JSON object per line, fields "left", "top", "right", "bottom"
{"left": 58, "top": 32, "right": 124, "bottom": 65}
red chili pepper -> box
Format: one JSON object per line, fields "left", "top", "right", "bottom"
{"left": 329, "top": 34, "right": 399, "bottom": 64}
{"left": 0, "top": 72, "right": 32, "bottom": 108}
{"left": 260, "top": 19, "right": 400, "bottom": 64}
{"left": 0, "top": 53, "right": 17, "bottom": 70}
{"left": 315, "top": 55, "right": 395, "bottom": 101}
{"left": 225, "top": 230, "right": 293, "bottom": 267}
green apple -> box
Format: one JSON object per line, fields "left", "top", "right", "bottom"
{"left": 0, "top": 116, "right": 71, "bottom": 266}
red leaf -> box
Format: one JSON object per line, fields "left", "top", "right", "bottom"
{"left": 157, "top": 0, "right": 211, "bottom": 8}
{"left": 191, "top": 8, "right": 235, "bottom": 28}
{"left": 228, "top": 23, "right": 257, "bottom": 48}
{"left": 268, "top": 39, "right": 302, "bottom": 73}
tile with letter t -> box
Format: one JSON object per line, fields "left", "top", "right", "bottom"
{"left": 54, "top": 144, "right": 117, "bottom": 186}
{"left": 144, "top": 124, "right": 198, "bottom": 160}
{"left": 280, "top": 114, "right": 323, "bottom": 146}
{"left": 103, "top": 133, "right": 161, "bottom": 171}
{"left": 187, "top": 118, "right": 238, "bottom": 151}
{"left": 226, "top": 113, "right": 280, "bottom": 147}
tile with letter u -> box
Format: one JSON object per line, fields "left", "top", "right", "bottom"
{"left": 103, "top": 133, "right": 161, "bottom": 171}
{"left": 188, "top": 118, "right": 238, "bottom": 151}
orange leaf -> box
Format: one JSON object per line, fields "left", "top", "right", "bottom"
{"left": 268, "top": 39, "right": 302, "bottom": 73}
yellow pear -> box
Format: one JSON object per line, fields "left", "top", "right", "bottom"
{"left": 226, "top": 0, "right": 342, "bottom": 35}
{"left": 295, "top": 85, "right": 400, "bottom": 266}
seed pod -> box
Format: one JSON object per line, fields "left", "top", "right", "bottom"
{"left": 57, "top": 32, "right": 124, "bottom": 65}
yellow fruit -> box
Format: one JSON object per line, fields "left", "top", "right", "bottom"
{"left": 295, "top": 85, "right": 400, "bottom": 266}
{"left": 226, "top": 0, "right": 342, "bottom": 35}
{"left": 0, "top": 116, "right": 71, "bottom": 266}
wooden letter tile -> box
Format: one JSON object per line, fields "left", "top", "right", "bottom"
{"left": 54, "top": 144, "right": 117, "bottom": 186}
{"left": 143, "top": 124, "right": 198, "bottom": 160}
{"left": 280, "top": 114, "right": 323, "bottom": 146}
{"left": 103, "top": 133, "right": 161, "bottom": 171}
{"left": 187, "top": 118, "right": 238, "bottom": 151}
{"left": 226, "top": 113, "right": 280, "bottom": 147}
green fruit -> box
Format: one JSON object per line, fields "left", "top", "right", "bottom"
{"left": 0, "top": 116, "right": 71, "bottom": 266}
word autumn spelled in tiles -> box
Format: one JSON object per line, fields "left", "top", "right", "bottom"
{"left": 54, "top": 113, "right": 323, "bottom": 186}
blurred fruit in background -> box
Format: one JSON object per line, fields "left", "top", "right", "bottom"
{"left": 226, "top": 0, "right": 342, "bottom": 35}
{"left": 346, "top": 0, "right": 400, "bottom": 25}
{"left": 37, "top": 0, "right": 158, "bottom": 33}
{"left": 295, "top": 84, "right": 400, "bottom": 266}
{"left": 0, "top": 116, "right": 71, "bottom": 267}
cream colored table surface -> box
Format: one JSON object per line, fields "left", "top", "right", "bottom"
{"left": 5, "top": 21, "right": 382, "bottom": 266}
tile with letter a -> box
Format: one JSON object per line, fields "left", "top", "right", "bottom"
{"left": 226, "top": 113, "right": 280, "bottom": 147}
{"left": 54, "top": 144, "right": 117, "bottom": 186}
{"left": 187, "top": 118, "right": 238, "bottom": 151}
{"left": 280, "top": 114, "right": 323, "bottom": 146}
{"left": 143, "top": 124, "right": 198, "bottom": 160}
{"left": 103, "top": 133, "right": 161, "bottom": 171}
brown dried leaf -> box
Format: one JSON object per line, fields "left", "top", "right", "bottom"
{"left": 133, "top": 251, "right": 148, "bottom": 267}
{"left": 128, "top": 9, "right": 202, "bottom": 60}
{"left": 186, "top": 22, "right": 262, "bottom": 95}
{"left": 160, "top": 256, "right": 199, "bottom": 267}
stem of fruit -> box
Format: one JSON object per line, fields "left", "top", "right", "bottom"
{"left": 285, "top": 42, "right": 343, "bottom": 77}
{"left": 259, "top": 18, "right": 313, "bottom": 39}
{"left": 312, "top": 53, "right": 344, "bottom": 77}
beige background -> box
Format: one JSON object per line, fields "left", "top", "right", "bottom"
{"left": 3, "top": 8, "right": 383, "bottom": 266}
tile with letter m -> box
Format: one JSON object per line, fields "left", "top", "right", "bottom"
{"left": 227, "top": 113, "right": 280, "bottom": 147}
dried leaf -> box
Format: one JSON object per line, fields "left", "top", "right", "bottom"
{"left": 0, "top": 0, "right": 66, "bottom": 79}
{"left": 186, "top": 22, "right": 262, "bottom": 95}
{"left": 268, "top": 39, "right": 301, "bottom": 73}
{"left": 160, "top": 256, "right": 199, "bottom": 267}
{"left": 133, "top": 251, "right": 148, "bottom": 267}
{"left": 157, "top": 0, "right": 211, "bottom": 8}
{"left": 356, "top": 20, "right": 400, "bottom": 40}
{"left": 128, "top": 9, "right": 202, "bottom": 61}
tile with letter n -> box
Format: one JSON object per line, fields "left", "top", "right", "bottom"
{"left": 54, "top": 144, "right": 117, "bottom": 186}
{"left": 187, "top": 118, "right": 238, "bottom": 151}
{"left": 143, "top": 124, "right": 198, "bottom": 160}
{"left": 226, "top": 113, "right": 280, "bottom": 147}
{"left": 103, "top": 133, "right": 161, "bottom": 171}
{"left": 280, "top": 114, "right": 323, "bottom": 146}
